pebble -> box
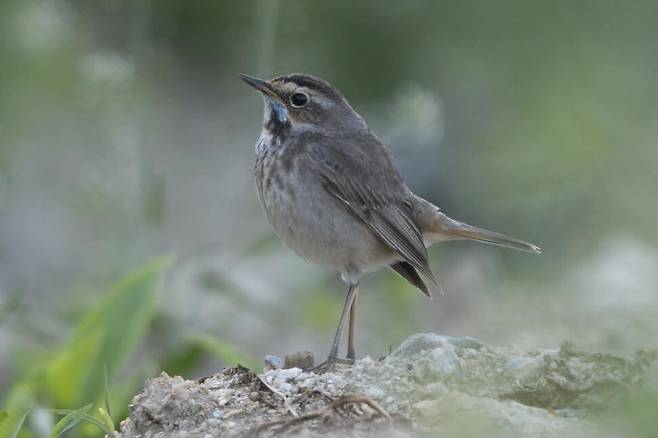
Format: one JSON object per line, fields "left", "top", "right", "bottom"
{"left": 284, "top": 351, "right": 315, "bottom": 369}
{"left": 392, "top": 333, "right": 454, "bottom": 357}
{"left": 507, "top": 356, "right": 544, "bottom": 383}
{"left": 277, "top": 367, "right": 303, "bottom": 381}
{"left": 325, "top": 374, "right": 347, "bottom": 388}
{"left": 301, "top": 377, "right": 316, "bottom": 388}
{"left": 264, "top": 355, "right": 283, "bottom": 370}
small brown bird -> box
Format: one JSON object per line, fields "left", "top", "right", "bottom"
{"left": 241, "top": 73, "right": 540, "bottom": 370}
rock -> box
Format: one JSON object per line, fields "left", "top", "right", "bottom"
{"left": 391, "top": 332, "right": 454, "bottom": 357}
{"left": 507, "top": 355, "right": 545, "bottom": 384}
{"left": 117, "top": 334, "right": 656, "bottom": 438}
{"left": 284, "top": 350, "right": 315, "bottom": 369}
{"left": 263, "top": 354, "right": 283, "bottom": 370}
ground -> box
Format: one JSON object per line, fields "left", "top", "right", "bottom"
{"left": 116, "top": 333, "right": 656, "bottom": 437}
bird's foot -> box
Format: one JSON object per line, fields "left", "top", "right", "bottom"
{"left": 307, "top": 356, "right": 354, "bottom": 374}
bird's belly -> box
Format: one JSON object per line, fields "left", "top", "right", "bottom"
{"left": 259, "top": 173, "right": 393, "bottom": 273}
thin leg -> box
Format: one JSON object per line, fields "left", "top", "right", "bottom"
{"left": 346, "top": 287, "right": 359, "bottom": 361}
{"left": 326, "top": 283, "right": 359, "bottom": 367}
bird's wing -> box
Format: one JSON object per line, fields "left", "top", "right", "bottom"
{"left": 305, "top": 136, "right": 437, "bottom": 285}
{"left": 390, "top": 261, "right": 430, "bottom": 297}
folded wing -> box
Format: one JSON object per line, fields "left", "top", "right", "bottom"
{"left": 306, "top": 136, "right": 438, "bottom": 294}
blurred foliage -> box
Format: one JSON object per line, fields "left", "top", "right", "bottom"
{"left": 46, "top": 256, "right": 169, "bottom": 408}
{"left": 1, "top": 0, "right": 658, "bottom": 436}
{"left": 0, "top": 256, "right": 171, "bottom": 437}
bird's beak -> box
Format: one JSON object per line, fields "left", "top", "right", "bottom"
{"left": 239, "top": 74, "right": 277, "bottom": 98}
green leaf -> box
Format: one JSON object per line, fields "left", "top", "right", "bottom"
{"left": 46, "top": 255, "right": 174, "bottom": 408}
{"left": 49, "top": 404, "right": 92, "bottom": 438}
{"left": 50, "top": 409, "right": 109, "bottom": 435}
{"left": 97, "top": 407, "right": 115, "bottom": 434}
{"left": 103, "top": 365, "right": 112, "bottom": 418}
{"left": 0, "top": 382, "right": 35, "bottom": 438}
{"left": 0, "top": 411, "right": 7, "bottom": 426}
{"left": 9, "top": 409, "right": 30, "bottom": 438}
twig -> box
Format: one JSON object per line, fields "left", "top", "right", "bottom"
{"left": 251, "top": 394, "right": 392, "bottom": 437}
{"left": 257, "top": 375, "right": 299, "bottom": 417}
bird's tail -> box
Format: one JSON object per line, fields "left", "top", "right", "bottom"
{"left": 430, "top": 211, "right": 541, "bottom": 254}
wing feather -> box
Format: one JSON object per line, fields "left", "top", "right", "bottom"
{"left": 307, "top": 138, "right": 437, "bottom": 285}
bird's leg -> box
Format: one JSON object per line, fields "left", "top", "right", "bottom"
{"left": 346, "top": 287, "right": 359, "bottom": 361}
{"left": 327, "top": 283, "right": 359, "bottom": 363}
{"left": 312, "top": 283, "right": 359, "bottom": 372}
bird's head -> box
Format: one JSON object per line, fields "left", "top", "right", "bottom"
{"left": 240, "top": 73, "right": 366, "bottom": 139}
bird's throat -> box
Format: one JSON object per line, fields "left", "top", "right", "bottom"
{"left": 262, "top": 100, "right": 291, "bottom": 145}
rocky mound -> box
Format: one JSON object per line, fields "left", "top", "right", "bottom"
{"left": 117, "top": 333, "right": 656, "bottom": 437}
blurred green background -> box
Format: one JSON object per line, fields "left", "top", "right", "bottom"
{"left": 1, "top": 0, "right": 657, "bottom": 436}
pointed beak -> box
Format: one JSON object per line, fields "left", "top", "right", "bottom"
{"left": 239, "top": 74, "right": 277, "bottom": 98}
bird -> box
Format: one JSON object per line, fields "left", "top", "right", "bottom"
{"left": 240, "top": 73, "right": 540, "bottom": 370}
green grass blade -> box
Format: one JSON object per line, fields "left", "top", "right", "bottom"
{"left": 8, "top": 409, "right": 30, "bottom": 438}
{"left": 103, "top": 365, "right": 112, "bottom": 418}
{"left": 49, "top": 404, "right": 92, "bottom": 438}
{"left": 97, "top": 407, "right": 115, "bottom": 434}
{"left": 46, "top": 255, "right": 174, "bottom": 408}
{"left": 50, "top": 409, "right": 110, "bottom": 435}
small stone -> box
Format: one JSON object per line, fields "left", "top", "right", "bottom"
{"left": 212, "top": 409, "right": 223, "bottom": 418}
{"left": 248, "top": 391, "right": 260, "bottom": 401}
{"left": 392, "top": 333, "right": 454, "bottom": 357}
{"left": 277, "top": 367, "right": 303, "bottom": 381}
{"left": 325, "top": 374, "right": 347, "bottom": 389}
{"left": 507, "top": 356, "right": 544, "bottom": 384}
{"left": 284, "top": 351, "right": 315, "bottom": 369}
{"left": 264, "top": 354, "right": 284, "bottom": 370}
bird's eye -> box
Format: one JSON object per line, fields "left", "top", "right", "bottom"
{"left": 290, "top": 93, "right": 309, "bottom": 107}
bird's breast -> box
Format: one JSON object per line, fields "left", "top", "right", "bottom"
{"left": 254, "top": 146, "right": 395, "bottom": 273}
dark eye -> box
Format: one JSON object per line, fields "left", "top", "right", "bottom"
{"left": 290, "top": 93, "right": 309, "bottom": 107}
